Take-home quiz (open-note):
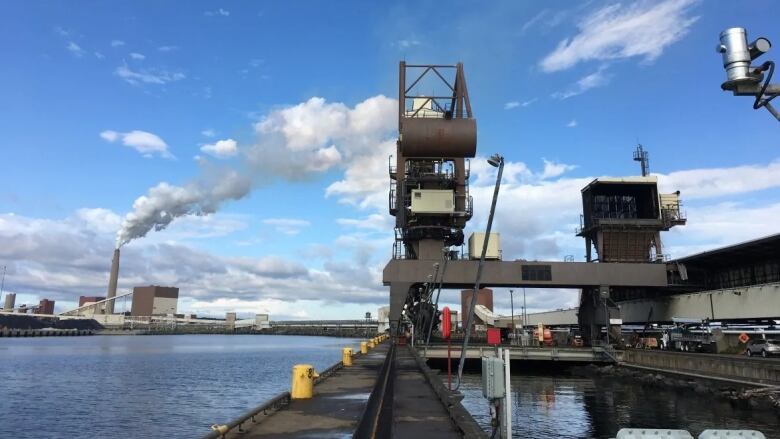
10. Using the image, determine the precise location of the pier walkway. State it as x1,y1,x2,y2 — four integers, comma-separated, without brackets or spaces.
393,346,462,438
228,343,389,438
210,339,485,439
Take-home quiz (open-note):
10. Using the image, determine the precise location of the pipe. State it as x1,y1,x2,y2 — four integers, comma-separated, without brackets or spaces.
106,248,120,314
455,154,504,390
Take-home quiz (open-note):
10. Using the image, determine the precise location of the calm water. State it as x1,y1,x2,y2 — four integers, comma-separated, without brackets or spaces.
458,371,780,438
0,334,362,439
3,336,779,439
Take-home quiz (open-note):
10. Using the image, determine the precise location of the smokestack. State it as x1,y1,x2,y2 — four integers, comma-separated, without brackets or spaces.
106,248,120,314
3,293,16,311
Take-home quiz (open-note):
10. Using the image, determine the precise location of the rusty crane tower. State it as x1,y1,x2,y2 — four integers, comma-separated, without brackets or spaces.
390,62,476,260
383,62,688,346
388,62,477,334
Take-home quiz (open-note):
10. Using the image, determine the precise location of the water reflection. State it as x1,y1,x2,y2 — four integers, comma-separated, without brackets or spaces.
458,370,780,439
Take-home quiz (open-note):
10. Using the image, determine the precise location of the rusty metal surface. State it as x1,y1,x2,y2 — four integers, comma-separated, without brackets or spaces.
383,259,669,288
400,118,477,158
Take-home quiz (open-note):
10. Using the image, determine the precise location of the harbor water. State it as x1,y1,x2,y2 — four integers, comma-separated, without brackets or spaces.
458,369,780,438
0,334,362,439
3,335,779,438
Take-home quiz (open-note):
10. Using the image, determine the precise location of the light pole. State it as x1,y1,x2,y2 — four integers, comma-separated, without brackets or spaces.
455,153,504,391
509,289,515,345
522,288,527,327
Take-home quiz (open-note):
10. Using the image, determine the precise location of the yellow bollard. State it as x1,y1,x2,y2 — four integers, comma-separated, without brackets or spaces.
360,341,368,354
210,424,229,435
291,364,319,399
368,340,375,349
342,347,353,366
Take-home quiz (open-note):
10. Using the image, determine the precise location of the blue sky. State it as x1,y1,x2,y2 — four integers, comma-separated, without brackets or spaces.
1,0,779,319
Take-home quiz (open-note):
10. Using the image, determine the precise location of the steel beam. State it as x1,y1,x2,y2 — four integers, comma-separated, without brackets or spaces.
384,259,668,289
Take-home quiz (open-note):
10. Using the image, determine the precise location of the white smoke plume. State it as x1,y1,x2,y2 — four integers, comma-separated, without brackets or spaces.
115,95,397,247
116,169,251,247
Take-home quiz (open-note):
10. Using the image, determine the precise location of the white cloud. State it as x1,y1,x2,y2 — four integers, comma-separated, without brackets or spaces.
66,41,85,57
521,10,550,34
566,119,577,128
0,210,388,316
667,202,780,256
157,45,179,52
200,139,238,158
336,214,391,232
75,208,122,234
54,26,70,37
94,51,105,60
100,130,173,158
657,160,780,199
540,0,699,72
552,65,611,99
201,129,216,138
111,40,125,47
249,95,396,179
99,130,118,142
540,159,577,179
129,52,145,60
262,218,311,235
115,65,185,85
204,8,230,17
325,140,395,210
395,39,421,48
505,99,537,109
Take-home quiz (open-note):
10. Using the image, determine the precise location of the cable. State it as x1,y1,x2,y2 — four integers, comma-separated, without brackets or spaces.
753,61,776,110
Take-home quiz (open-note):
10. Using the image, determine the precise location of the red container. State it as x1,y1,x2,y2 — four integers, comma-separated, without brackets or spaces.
487,328,501,345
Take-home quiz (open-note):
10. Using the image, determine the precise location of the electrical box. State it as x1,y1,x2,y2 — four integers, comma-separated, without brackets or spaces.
410,189,454,214
481,356,505,399
468,232,501,260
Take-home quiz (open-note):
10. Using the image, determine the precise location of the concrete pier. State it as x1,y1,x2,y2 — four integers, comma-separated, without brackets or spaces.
207,339,485,438
621,349,780,386
221,343,389,438
421,344,616,363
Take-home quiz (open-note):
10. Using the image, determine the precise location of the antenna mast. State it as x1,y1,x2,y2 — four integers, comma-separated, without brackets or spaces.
633,144,649,176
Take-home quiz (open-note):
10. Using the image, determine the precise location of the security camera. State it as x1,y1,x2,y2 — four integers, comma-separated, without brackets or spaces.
717,27,771,85
717,27,779,122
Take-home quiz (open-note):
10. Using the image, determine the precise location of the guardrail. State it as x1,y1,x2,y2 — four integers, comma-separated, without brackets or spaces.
353,344,396,439
201,391,292,439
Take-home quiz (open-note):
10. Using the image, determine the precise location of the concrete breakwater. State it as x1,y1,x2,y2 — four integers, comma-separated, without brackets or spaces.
580,363,780,413
0,328,94,337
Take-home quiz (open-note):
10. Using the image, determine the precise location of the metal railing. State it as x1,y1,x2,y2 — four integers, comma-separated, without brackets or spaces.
353,344,396,439
201,391,291,439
